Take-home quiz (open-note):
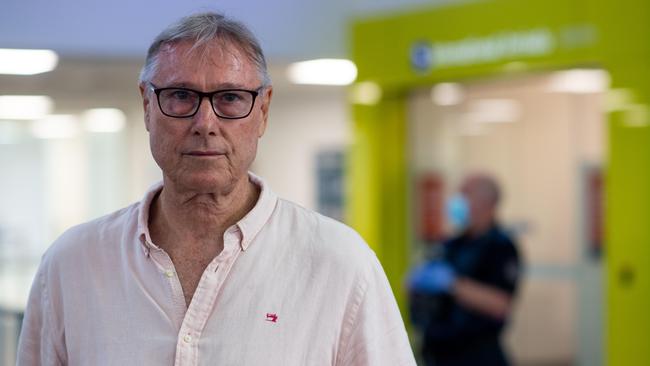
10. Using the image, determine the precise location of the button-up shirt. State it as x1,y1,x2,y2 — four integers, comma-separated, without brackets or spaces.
17,174,415,366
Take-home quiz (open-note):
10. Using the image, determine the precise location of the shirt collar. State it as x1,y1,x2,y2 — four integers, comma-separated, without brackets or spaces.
136,172,278,256
237,172,277,251
136,181,164,257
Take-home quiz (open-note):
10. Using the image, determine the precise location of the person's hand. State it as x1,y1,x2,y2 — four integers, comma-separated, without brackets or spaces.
407,260,456,294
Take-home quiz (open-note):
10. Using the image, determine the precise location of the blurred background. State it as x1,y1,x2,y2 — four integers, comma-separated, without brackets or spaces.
1,0,648,365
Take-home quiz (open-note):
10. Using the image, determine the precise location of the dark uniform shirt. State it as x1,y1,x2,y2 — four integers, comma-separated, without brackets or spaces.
411,224,521,366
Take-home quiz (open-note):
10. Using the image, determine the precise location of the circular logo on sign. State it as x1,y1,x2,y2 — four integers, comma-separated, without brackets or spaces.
411,41,433,73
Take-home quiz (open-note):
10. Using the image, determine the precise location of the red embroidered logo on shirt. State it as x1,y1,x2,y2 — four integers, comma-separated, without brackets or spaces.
265,313,278,323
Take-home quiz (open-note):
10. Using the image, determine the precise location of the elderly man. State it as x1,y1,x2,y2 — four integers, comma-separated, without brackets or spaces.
17,12,415,366
408,174,521,366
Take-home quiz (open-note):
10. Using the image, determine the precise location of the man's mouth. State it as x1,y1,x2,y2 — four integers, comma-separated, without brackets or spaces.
184,150,225,157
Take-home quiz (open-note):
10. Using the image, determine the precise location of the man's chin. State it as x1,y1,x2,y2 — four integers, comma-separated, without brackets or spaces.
171,173,240,194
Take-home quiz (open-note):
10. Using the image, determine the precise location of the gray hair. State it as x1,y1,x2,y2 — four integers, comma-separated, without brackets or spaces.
139,12,271,87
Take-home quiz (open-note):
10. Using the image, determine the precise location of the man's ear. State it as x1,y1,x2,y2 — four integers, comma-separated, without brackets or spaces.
257,86,273,138
139,82,151,132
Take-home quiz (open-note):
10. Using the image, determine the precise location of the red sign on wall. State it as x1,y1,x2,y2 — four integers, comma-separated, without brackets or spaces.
417,173,445,242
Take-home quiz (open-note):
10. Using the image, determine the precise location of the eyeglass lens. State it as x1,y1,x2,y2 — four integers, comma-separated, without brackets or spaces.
158,89,255,118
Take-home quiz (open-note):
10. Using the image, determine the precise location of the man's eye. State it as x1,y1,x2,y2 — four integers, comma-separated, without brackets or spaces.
220,93,242,103
171,90,192,100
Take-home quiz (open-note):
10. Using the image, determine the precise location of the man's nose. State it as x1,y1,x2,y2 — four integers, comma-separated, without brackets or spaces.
191,96,220,136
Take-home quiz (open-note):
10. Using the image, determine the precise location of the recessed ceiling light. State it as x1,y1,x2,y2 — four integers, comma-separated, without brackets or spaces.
431,83,465,106
548,69,609,94
0,95,53,120
83,108,126,133
351,82,382,105
31,115,80,139
287,59,357,86
466,99,522,124
0,49,59,75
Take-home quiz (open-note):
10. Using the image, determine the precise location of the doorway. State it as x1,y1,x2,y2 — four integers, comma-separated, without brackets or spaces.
408,70,608,366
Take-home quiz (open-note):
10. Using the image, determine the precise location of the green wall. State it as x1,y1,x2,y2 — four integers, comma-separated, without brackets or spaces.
348,94,409,312
349,0,650,364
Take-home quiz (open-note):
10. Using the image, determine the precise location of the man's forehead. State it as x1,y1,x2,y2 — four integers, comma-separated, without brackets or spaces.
153,40,257,86
158,41,246,68
460,179,481,197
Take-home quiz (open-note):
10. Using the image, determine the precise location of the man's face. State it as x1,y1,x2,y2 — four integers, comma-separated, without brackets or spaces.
460,178,494,229
139,40,272,193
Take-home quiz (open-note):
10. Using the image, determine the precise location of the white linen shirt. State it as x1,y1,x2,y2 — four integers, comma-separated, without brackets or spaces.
17,174,415,366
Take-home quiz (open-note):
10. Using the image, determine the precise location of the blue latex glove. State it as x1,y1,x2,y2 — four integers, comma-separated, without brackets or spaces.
407,260,456,294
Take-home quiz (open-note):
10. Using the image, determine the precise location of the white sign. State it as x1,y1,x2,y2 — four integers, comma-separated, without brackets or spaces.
411,28,556,71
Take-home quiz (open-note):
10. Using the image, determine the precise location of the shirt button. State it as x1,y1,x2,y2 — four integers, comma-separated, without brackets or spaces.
164,270,175,278
183,335,192,343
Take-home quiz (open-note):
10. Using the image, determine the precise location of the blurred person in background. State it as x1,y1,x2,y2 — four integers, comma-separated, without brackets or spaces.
16,12,415,366
408,174,521,366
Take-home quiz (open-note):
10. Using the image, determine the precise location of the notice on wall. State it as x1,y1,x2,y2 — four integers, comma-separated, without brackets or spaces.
316,150,345,223
417,172,445,243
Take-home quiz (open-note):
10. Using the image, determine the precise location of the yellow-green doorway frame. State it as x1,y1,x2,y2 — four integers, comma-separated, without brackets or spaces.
348,1,650,364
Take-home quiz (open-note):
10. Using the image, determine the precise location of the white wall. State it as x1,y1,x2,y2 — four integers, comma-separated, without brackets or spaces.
0,136,48,312
254,88,351,210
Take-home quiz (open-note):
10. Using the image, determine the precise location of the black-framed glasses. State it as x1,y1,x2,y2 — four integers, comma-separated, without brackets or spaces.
149,83,261,119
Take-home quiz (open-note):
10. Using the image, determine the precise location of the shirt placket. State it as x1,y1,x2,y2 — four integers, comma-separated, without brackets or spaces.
174,227,243,366
146,243,188,326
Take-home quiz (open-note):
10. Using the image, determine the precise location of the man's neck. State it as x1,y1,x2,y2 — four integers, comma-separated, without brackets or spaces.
466,218,495,239
149,175,260,253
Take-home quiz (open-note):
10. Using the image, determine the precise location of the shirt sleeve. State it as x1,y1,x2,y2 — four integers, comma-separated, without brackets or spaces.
16,257,67,366
482,239,521,294
337,254,416,366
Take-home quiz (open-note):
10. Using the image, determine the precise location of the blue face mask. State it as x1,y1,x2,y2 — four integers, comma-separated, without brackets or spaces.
446,194,470,231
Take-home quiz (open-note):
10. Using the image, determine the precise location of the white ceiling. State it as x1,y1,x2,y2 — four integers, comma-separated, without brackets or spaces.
0,0,460,62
